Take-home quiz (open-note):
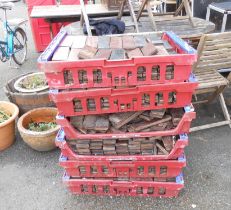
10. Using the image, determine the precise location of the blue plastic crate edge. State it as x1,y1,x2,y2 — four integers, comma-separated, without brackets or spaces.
38,30,67,62
166,31,196,55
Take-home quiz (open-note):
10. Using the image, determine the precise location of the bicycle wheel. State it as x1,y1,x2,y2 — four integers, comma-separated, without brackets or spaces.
12,27,27,65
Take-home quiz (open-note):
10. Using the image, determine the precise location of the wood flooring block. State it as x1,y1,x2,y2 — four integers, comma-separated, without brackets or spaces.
52,46,70,61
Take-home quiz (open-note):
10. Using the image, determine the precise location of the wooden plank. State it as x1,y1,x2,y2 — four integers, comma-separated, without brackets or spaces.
86,36,98,48
190,121,231,132
72,36,87,48
110,49,125,60
133,36,147,48
94,49,112,59
110,36,123,49
122,36,136,50
68,48,81,61
205,32,231,40
98,36,110,49
127,48,143,58
60,35,75,47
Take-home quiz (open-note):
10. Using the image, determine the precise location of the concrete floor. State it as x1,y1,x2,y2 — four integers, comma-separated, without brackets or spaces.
0,2,231,210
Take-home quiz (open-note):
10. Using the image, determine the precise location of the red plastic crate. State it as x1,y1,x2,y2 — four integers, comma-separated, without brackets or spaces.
56,129,189,161
56,105,195,140
59,153,186,178
50,78,197,116
38,31,197,89
63,173,184,197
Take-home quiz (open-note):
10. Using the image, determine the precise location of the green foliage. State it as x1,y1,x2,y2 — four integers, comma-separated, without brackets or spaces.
0,109,11,123
28,122,57,132
20,74,47,90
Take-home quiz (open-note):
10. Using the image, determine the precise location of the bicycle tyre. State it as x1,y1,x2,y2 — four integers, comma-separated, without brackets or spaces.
12,27,27,65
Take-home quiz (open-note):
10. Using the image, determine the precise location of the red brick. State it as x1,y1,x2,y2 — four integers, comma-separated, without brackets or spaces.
78,45,97,59
110,36,122,49
141,42,158,56
86,36,98,48
122,36,136,50
94,49,112,59
127,48,143,59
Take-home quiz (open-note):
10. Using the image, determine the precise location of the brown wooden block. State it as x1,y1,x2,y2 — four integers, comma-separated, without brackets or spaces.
109,111,143,129
156,45,169,55
170,108,184,126
150,109,166,119
162,136,173,151
83,115,97,130
129,115,172,132
78,45,97,59
68,48,81,61
98,36,110,49
103,139,116,145
141,42,158,56
156,142,169,155
133,35,146,47
86,36,98,48
72,36,87,48
110,36,122,49
127,48,143,59
70,116,84,129
94,49,112,59
110,49,125,60
139,112,152,121
122,36,136,50
52,46,70,61
95,117,109,132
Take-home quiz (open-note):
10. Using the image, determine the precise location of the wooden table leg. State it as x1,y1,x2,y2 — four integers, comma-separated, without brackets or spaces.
206,6,211,21
137,0,148,21
146,1,157,31
183,0,195,27
117,0,127,19
127,0,139,32
221,13,228,32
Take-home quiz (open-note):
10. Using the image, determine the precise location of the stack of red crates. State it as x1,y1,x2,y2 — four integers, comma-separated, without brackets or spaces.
38,30,198,197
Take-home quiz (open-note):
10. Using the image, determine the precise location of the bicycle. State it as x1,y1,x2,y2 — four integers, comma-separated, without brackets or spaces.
0,0,27,66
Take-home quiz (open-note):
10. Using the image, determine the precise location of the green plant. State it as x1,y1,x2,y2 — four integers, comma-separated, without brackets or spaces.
20,74,47,90
28,121,57,132
0,109,11,123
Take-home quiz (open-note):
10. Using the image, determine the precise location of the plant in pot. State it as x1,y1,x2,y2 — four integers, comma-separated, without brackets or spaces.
4,72,54,116
0,101,19,151
17,107,60,152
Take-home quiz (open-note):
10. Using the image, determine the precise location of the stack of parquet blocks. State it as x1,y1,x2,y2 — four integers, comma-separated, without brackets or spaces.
38,30,198,197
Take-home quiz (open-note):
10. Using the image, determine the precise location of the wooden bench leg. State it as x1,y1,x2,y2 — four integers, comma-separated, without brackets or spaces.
207,86,226,104
219,93,231,128
221,13,228,32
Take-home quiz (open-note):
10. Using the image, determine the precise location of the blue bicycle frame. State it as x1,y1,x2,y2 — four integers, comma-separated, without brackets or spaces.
0,10,22,60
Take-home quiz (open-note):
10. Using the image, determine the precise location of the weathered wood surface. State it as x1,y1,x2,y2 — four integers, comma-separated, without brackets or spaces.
64,16,215,40
192,32,231,132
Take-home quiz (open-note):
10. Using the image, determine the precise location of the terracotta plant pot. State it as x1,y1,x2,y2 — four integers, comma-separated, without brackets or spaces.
0,101,19,151
17,107,60,152
4,73,55,116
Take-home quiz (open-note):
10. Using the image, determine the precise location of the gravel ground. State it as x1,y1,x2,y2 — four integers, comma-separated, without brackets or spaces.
0,2,231,210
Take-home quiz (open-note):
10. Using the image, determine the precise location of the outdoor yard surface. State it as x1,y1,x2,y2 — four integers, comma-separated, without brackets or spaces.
0,2,231,210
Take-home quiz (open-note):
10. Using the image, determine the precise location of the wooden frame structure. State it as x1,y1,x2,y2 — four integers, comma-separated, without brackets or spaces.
190,32,231,132
137,0,195,31
80,0,140,35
